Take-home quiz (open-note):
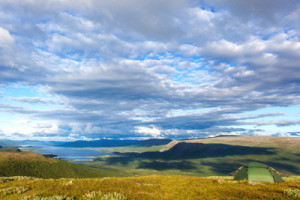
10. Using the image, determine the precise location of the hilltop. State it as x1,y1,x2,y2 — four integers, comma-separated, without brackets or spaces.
0,152,121,178
162,136,300,152
58,138,172,148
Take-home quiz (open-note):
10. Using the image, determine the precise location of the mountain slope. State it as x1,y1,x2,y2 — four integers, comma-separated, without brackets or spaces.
122,142,275,159
0,146,21,152
163,142,274,158
163,136,300,152
0,152,121,178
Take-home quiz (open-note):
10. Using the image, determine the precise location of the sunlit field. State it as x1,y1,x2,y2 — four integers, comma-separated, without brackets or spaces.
1,176,300,200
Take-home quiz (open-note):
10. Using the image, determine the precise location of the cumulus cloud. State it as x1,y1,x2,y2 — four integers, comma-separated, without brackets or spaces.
135,126,162,138
0,27,14,47
0,0,300,140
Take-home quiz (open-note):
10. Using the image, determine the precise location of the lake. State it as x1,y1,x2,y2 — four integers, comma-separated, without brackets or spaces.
20,145,112,163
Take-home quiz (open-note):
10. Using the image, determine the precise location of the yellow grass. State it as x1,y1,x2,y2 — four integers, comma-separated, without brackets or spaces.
0,152,57,162
0,175,300,199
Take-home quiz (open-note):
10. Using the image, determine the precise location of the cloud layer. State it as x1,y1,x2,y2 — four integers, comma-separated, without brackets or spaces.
0,0,300,140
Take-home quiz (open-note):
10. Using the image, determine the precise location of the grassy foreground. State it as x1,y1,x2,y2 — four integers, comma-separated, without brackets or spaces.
0,176,300,200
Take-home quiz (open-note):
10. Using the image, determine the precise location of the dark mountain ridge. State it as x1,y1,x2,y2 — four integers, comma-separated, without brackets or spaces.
58,138,172,148
165,142,274,157
119,142,275,159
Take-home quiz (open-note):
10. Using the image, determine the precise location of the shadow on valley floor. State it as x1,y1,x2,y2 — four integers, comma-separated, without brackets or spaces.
91,143,300,176
117,142,276,160
200,161,242,175
94,156,138,166
137,160,198,171
265,161,300,174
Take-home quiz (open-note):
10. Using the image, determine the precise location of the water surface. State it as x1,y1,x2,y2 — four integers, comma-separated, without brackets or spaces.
21,145,111,163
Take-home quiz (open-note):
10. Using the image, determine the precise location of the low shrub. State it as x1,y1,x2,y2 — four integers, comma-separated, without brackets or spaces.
284,188,300,198
23,195,75,200
0,186,30,195
82,191,103,199
0,176,38,183
81,191,127,200
101,192,127,200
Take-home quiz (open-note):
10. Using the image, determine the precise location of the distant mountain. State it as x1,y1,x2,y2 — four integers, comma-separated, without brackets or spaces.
135,139,172,147
0,152,121,178
58,138,172,148
0,139,60,148
58,139,138,147
163,142,273,157
121,142,275,159
21,140,64,145
0,139,17,146
213,135,241,138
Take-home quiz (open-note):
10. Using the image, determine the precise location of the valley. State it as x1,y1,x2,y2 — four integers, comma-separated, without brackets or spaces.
84,136,300,177
0,136,300,199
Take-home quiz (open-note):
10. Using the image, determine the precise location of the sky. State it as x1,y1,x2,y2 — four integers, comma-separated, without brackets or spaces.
0,0,300,141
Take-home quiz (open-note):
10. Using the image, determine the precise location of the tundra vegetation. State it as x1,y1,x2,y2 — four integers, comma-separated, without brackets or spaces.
0,136,300,199
0,152,121,178
0,176,300,199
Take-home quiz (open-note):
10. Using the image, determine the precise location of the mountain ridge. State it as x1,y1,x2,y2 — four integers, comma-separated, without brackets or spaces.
58,138,172,148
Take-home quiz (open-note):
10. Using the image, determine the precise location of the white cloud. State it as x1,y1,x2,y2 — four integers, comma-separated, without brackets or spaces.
0,27,14,47
0,119,64,138
135,126,162,138
0,0,300,140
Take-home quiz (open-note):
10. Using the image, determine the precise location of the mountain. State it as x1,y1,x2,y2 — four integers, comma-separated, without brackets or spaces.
125,142,275,159
0,152,121,178
0,139,17,146
135,138,172,146
58,138,172,148
58,139,138,147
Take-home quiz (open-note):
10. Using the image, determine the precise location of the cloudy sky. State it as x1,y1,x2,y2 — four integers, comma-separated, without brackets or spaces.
0,0,300,141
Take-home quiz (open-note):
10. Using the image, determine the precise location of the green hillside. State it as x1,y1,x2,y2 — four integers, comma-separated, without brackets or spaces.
86,136,300,177
0,146,21,152
0,152,121,179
